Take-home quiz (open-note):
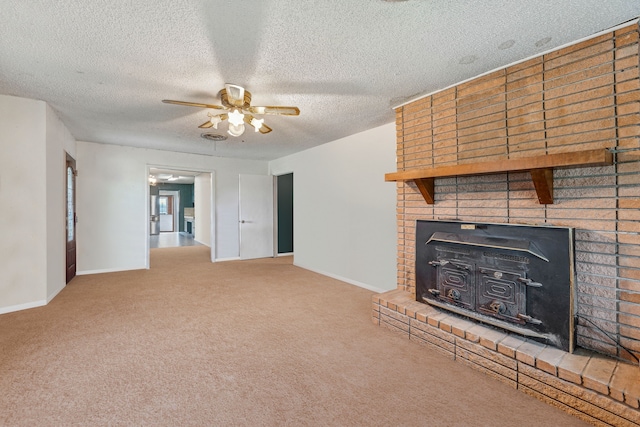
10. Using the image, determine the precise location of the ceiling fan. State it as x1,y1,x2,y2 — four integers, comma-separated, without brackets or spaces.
162,84,300,137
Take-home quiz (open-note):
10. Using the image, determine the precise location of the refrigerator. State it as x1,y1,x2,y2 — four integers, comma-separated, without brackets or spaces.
150,195,160,235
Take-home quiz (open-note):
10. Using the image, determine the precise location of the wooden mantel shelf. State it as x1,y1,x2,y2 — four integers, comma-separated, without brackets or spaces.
385,148,613,204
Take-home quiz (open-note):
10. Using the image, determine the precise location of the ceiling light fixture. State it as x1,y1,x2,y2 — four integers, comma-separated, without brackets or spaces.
498,39,516,50
459,55,478,65
228,109,245,126
228,122,245,137
535,37,552,48
250,117,264,132
227,109,246,136
209,115,222,129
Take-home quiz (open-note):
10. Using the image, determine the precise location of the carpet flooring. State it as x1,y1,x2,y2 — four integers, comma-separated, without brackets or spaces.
0,246,588,426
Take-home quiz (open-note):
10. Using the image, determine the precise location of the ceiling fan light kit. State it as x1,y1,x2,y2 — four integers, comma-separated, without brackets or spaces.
209,115,222,129
162,84,300,138
250,117,264,132
227,122,245,137
227,109,245,126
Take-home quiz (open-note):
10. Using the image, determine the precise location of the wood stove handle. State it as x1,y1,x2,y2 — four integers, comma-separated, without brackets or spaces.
429,260,469,271
449,261,470,270
518,277,542,287
517,313,543,325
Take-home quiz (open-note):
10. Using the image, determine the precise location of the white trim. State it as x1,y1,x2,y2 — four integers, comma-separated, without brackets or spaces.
294,262,387,294
277,252,294,257
77,266,144,275
145,167,151,269
392,18,640,109
193,240,211,247
0,300,47,315
273,174,278,258
215,256,241,262
47,284,66,303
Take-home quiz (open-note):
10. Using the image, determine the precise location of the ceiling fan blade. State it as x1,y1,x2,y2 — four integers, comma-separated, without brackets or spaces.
162,99,226,110
248,106,300,116
198,121,213,129
258,123,272,134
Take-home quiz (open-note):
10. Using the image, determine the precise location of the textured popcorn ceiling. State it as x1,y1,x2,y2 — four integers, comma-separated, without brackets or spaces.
0,1,638,160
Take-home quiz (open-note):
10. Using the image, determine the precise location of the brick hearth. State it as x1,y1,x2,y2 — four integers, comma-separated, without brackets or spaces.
372,290,640,426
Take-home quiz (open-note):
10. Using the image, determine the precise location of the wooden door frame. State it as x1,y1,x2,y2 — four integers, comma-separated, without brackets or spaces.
65,153,77,283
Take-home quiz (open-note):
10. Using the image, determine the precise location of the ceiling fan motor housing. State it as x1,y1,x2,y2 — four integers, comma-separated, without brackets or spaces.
221,84,251,109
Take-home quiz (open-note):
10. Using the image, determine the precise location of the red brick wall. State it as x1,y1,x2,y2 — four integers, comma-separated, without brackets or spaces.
395,24,640,362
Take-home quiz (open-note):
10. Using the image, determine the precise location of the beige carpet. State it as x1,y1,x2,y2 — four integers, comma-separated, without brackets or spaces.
0,246,588,426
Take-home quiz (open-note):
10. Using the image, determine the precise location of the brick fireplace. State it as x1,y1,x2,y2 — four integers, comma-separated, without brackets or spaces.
373,22,640,425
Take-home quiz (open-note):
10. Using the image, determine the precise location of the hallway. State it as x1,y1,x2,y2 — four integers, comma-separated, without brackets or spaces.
149,232,202,249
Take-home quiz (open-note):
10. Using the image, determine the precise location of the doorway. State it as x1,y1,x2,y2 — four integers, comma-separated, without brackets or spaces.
147,167,215,263
65,153,77,283
276,173,293,255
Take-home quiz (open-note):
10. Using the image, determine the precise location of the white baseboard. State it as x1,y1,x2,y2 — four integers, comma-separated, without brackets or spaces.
0,299,47,315
215,256,241,262
277,252,294,257
76,266,144,275
1,282,68,315
47,284,66,303
293,263,388,294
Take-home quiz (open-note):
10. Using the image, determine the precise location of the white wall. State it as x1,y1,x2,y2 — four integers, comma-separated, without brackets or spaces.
0,92,395,313
194,173,212,247
76,142,267,273
0,94,75,314
269,123,397,292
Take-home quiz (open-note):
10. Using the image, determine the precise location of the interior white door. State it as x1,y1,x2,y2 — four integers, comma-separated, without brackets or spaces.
159,190,180,232
239,174,274,260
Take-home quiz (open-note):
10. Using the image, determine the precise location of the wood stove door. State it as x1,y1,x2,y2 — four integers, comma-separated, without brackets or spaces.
476,267,526,324
435,259,475,310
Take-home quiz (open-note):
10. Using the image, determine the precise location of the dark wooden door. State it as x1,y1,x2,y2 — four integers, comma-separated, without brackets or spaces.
66,154,77,283
277,173,293,254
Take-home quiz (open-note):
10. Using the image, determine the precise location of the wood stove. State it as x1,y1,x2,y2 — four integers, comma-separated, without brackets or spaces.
416,221,575,352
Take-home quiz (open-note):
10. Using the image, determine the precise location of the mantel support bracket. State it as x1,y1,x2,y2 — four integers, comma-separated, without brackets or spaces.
530,168,554,204
414,178,435,204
